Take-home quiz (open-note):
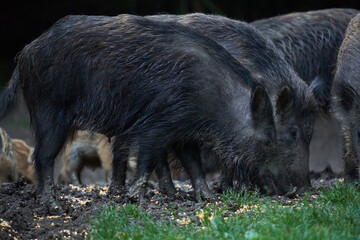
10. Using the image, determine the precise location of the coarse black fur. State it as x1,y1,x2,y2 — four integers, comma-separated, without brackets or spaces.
0,14,292,207
331,13,360,181
148,13,317,188
252,8,359,112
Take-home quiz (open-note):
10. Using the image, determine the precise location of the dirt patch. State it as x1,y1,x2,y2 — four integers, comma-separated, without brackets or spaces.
0,170,343,240
0,177,200,240
0,178,104,239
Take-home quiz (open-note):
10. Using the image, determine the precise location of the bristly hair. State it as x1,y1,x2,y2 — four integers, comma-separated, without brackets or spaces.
148,12,318,121
252,8,359,112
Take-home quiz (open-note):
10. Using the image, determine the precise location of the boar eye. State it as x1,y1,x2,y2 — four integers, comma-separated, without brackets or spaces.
289,127,299,141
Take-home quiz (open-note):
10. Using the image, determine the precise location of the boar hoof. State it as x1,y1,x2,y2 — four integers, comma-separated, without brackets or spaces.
36,193,63,214
36,179,63,214
127,176,148,202
159,181,177,197
193,179,216,201
109,184,125,197
193,188,216,202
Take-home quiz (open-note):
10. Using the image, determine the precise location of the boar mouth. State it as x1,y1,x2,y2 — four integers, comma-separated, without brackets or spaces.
269,179,297,197
259,177,279,196
266,176,297,197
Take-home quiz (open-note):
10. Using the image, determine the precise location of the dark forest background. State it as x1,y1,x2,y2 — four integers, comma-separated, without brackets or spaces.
1,0,359,84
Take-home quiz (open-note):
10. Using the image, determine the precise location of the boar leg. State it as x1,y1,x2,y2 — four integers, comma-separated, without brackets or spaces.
175,143,215,201
343,126,360,182
155,157,177,196
33,111,72,212
128,146,166,202
110,139,129,195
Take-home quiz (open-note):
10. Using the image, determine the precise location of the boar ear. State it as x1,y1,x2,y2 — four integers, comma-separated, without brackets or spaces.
251,86,274,126
276,86,294,118
338,84,357,111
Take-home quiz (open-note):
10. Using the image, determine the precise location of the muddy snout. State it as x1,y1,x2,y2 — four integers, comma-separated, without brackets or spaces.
262,170,297,197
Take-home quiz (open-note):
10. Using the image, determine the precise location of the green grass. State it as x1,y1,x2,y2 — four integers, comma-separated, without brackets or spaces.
88,182,360,240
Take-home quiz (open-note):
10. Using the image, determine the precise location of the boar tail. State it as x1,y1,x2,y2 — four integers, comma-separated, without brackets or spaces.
0,64,20,119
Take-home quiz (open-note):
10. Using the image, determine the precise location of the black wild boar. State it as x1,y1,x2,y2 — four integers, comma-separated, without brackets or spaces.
148,13,317,189
0,14,292,207
252,8,359,112
332,13,360,182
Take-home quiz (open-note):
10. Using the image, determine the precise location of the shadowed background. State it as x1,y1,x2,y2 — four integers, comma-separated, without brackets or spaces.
0,0,359,182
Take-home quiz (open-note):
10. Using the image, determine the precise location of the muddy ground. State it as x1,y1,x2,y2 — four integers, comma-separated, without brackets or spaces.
0,169,343,240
